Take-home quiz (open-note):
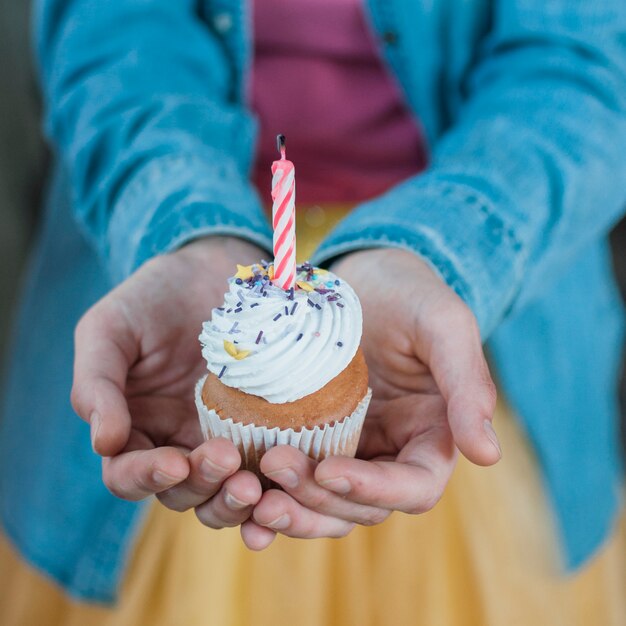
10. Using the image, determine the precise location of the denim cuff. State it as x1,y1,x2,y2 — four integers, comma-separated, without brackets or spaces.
107,150,273,283
312,176,523,338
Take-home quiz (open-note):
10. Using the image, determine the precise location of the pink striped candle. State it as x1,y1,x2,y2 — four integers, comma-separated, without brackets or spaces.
271,134,296,290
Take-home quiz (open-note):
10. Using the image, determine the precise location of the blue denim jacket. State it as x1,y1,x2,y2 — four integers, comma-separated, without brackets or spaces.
1,0,625,603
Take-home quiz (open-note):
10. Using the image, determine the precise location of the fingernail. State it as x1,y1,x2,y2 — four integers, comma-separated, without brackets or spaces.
266,514,291,530
319,477,351,495
265,467,299,489
224,492,249,510
483,420,502,458
152,470,181,488
200,457,228,482
90,411,101,452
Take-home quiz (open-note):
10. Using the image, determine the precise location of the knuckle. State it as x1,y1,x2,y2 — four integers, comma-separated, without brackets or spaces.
307,488,333,511
102,472,126,500
405,484,443,515
331,523,355,539
195,505,224,529
156,490,190,513
359,509,390,527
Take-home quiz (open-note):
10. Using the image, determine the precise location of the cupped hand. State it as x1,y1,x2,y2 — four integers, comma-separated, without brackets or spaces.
242,248,501,549
71,237,270,538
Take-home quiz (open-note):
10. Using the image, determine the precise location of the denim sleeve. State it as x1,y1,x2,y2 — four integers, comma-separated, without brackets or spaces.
34,1,272,283
314,1,626,337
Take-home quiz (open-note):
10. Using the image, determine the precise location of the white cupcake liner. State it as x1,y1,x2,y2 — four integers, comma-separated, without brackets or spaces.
194,375,371,479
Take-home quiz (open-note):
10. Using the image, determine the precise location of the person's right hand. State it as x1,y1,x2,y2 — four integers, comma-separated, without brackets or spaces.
71,237,274,544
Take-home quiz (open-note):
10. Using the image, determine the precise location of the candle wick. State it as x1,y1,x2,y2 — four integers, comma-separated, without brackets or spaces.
276,134,286,160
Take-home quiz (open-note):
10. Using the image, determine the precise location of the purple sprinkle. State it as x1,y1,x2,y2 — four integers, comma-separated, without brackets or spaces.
235,278,243,285
263,292,269,297
256,330,264,344
236,301,242,307
307,299,315,307
315,288,331,294
290,302,298,315
250,302,260,308
218,365,227,379
234,307,243,313
315,303,322,310
337,341,343,347
336,302,344,308
285,305,289,316
288,287,295,301
226,308,232,313
296,333,303,342
273,313,282,321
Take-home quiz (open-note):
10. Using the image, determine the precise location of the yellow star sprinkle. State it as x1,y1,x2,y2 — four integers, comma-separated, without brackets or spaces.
223,340,252,360
234,264,255,280
268,265,275,280
296,281,314,292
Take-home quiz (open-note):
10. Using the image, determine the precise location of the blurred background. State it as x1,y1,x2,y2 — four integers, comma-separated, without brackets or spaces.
0,2,625,419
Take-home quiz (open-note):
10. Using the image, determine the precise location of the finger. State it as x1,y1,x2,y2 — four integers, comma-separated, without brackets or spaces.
102,446,189,501
315,426,456,514
425,304,501,466
252,490,355,539
261,446,390,526
72,303,137,456
240,520,277,551
157,438,242,512
194,471,262,529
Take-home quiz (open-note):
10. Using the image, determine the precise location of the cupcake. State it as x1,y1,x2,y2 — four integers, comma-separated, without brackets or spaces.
195,261,371,480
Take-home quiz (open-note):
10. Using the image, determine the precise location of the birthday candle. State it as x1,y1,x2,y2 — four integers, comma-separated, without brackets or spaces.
271,134,296,290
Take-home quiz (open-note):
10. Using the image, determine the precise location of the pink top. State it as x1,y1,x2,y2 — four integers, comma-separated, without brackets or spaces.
251,0,428,205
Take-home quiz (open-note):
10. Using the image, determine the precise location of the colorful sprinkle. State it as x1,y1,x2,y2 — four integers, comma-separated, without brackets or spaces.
336,302,344,308
218,365,227,378
315,303,322,310
250,302,260,308
307,299,315,307
273,313,282,321
234,264,255,280
290,302,298,315
226,308,232,313
256,330,264,344
325,281,334,288
296,281,314,292
285,305,289,316
223,340,238,357
234,307,243,313
334,279,340,286
235,278,243,285
296,333,303,342
337,341,343,347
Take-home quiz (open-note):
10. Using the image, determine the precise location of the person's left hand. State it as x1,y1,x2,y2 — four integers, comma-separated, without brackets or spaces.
240,248,501,549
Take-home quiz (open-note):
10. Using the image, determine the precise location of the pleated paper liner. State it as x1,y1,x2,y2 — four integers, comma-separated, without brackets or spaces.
195,375,371,485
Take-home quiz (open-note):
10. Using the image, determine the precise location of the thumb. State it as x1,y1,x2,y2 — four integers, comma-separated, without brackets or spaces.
424,305,501,466
71,303,136,456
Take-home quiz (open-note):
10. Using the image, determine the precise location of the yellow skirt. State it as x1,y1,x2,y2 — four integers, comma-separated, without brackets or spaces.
1,206,625,625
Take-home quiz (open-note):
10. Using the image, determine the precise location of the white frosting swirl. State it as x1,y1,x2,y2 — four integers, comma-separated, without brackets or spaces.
199,264,362,404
